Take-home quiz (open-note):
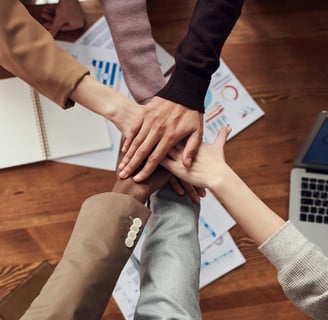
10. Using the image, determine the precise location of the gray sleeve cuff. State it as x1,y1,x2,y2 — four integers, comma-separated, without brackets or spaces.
258,221,309,270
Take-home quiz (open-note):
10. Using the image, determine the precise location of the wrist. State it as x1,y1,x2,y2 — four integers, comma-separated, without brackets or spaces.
112,178,149,204
207,164,237,198
70,75,117,119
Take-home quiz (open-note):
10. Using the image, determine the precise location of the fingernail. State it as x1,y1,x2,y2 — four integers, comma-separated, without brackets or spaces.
119,170,127,179
133,174,141,182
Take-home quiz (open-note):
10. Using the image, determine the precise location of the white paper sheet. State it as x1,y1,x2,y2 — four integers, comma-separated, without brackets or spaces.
199,232,246,288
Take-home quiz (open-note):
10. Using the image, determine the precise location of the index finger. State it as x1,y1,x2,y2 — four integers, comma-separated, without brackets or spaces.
119,130,160,179
132,136,178,182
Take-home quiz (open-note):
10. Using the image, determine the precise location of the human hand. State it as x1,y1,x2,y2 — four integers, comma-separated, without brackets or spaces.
114,150,203,203
108,98,145,149
41,0,85,37
161,127,231,189
112,165,170,204
118,96,203,182
169,176,206,204
70,75,145,150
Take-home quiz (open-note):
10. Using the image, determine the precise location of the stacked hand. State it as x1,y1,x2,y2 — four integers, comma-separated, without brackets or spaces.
41,0,85,37
118,96,203,182
161,126,232,189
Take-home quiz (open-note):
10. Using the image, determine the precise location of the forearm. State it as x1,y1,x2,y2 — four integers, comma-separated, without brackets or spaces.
22,193,151,320
70,75,127,120
0,0,88,108
210,165,285,246
102,0,165,104
157,0,244,112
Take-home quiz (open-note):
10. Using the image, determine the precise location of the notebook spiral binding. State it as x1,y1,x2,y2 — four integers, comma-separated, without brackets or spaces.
30,87,50,159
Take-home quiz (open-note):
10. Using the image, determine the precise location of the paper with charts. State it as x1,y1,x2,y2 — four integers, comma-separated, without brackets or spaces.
203,59,264,143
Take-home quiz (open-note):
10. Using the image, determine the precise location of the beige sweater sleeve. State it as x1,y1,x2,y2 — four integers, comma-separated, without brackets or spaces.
259,221,328,319
0,0,89,108
102,0,166,104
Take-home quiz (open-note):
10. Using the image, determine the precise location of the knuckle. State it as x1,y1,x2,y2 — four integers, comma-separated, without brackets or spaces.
163,133,175,145
167,132,176,142
131,137,143,148
155,124,166,135
148,153,161,163
137,147,150,157
130,127,139,136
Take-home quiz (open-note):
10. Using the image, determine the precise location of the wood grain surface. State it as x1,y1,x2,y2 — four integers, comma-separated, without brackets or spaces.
1,0,328,319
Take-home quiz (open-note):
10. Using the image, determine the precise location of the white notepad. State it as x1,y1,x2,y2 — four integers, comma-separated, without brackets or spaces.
0,77,111,169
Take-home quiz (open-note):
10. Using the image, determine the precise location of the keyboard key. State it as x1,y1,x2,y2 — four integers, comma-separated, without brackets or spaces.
301,198,313,205
316,215,323,223
319,207,325,214
315,199,322,206
301,190,312,197
301,206,309,213
311,206,317,213
300,213,307,221
308,215,315,222
324,216,328,224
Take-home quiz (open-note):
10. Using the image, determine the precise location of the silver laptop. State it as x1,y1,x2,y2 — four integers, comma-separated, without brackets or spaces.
289,111,328,255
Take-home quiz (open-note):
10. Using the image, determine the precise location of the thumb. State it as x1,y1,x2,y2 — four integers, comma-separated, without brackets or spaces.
213,126,231,149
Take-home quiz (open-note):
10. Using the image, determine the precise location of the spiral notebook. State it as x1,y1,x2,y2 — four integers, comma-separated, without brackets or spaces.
0,77,111,169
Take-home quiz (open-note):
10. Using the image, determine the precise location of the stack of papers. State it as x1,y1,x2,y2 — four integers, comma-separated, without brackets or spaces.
54,16,265,319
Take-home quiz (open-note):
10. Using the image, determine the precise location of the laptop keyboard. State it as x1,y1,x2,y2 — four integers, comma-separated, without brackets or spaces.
300,177,328,223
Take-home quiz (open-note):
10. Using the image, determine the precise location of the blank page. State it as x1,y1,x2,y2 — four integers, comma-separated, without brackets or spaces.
0,78,45,169
38,94,111,159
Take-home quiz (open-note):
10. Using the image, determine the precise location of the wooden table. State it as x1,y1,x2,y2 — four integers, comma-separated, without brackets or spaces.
1,0,328,318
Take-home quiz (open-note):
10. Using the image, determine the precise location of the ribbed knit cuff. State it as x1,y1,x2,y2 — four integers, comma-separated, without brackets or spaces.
259,221,309,270
156,69,209,113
